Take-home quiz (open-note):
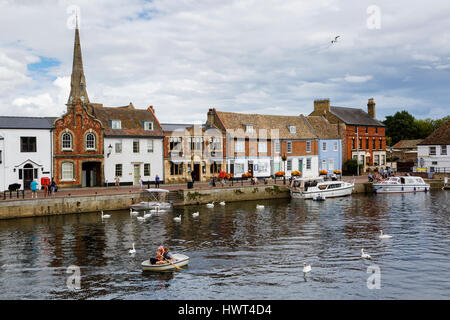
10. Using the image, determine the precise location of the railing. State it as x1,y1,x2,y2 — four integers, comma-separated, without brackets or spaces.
2,190,25,200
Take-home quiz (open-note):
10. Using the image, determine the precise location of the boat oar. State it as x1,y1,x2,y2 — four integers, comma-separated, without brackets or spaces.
167,259,181,270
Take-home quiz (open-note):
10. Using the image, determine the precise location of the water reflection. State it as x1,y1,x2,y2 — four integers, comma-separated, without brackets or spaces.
0,191,449,299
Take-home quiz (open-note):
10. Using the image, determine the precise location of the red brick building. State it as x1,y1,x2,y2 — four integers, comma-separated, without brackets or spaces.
309,98,386,172
53,25,105,187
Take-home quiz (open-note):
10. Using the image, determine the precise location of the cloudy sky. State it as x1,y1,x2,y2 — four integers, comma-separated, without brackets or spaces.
0,0,449,123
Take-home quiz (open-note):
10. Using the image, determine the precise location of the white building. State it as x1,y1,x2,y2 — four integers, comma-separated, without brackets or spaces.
0,117,54,191
416,121,450,174
93,104,165,186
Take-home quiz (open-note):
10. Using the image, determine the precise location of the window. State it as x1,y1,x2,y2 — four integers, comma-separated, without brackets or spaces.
111,120,121,129
115,164,122,177
275,140,280,153
365,127,368,134
328,158,334,171
209,137,221,152
333,141,338,151
306,141,311,153
0,150,2,164
234,163,245,175
144,121,153,131
321,159,327,170
147,140,154,153
235,140,245,153
62,133,72,150
210,162,222,174
379,139,383,150
441,145,447,155
85,133,95,150
306,158,311,170
375,127,378,134
133,140,140,153
287,141,292,153
381,155,385,165
170,162,183,175
289,126,296,134
359,139,362,149
190,137,204,151
246,125,253,133
372,139,376,149
169,137,182,151
144,163,151,176
366,139,369,149
287,159,292,171
429,146,436,155
322,142,327,151
352,139,355,150
258,141,267,153
61,162,74,181
20,137,36,152
354,126,358,133
374,155,380,166
115,140,122,153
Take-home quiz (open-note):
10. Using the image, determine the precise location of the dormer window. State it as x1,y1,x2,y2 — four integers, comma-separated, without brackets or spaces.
111,120,121,129
144,121,153,131
246,125,253,133
288,125,296,134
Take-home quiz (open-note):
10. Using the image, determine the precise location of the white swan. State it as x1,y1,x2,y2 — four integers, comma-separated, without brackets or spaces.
256,205,265,210
192,212,199,218
173,215,181,222
219,201,226,206
143,212,152,219
101,211,111,219
303,263,311,273
129,243,136,254
361,248,371,259
130,208,139,216
379,230,392,239
136,216,146,222
206,202,214,208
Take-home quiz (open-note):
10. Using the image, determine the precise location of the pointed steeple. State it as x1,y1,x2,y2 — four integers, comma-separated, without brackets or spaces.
68,20,89,104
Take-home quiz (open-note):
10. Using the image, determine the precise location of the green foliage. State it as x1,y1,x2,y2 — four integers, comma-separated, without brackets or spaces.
384,111,449,146
344,159,363,175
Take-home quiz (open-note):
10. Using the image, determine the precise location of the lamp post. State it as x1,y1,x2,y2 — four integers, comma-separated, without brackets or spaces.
107,144,113,158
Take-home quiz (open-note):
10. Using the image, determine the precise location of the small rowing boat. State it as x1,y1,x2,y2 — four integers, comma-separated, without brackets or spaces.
141,253,189,272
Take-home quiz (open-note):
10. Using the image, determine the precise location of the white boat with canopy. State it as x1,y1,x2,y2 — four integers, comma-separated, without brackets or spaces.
131,188,172,211
372,176,430,193
141,253,189,271
290,177,354,199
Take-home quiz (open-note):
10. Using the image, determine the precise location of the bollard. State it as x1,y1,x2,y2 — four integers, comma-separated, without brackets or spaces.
22,190,25,199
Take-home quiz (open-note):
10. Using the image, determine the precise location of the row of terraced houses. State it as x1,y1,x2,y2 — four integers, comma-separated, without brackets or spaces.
0,25,396,191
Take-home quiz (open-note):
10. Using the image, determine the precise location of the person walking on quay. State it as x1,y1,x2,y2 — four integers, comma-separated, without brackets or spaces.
50,178,57,196
115,175,120,190
30,179,38,199
155,174,160,188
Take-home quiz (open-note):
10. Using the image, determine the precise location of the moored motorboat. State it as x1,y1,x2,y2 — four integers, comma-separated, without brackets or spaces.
290,177,354,199
141,253,189,271
372,176,430,193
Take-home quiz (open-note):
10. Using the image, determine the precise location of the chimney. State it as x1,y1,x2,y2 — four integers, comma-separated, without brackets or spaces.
367,98,376,118
314,99,330,115
206,108,216,127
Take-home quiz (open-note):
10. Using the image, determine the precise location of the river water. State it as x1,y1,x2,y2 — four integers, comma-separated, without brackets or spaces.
0,191,449,300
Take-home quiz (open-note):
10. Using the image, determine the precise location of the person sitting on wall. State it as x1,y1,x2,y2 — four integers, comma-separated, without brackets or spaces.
368,173,374,182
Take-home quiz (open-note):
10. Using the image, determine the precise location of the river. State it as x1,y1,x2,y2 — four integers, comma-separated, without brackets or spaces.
0,191,449,299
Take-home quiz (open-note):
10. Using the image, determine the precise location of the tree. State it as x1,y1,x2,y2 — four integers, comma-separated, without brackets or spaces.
383,110,417,145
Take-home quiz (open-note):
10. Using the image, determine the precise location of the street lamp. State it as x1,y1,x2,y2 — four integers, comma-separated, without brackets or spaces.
107,144,113,157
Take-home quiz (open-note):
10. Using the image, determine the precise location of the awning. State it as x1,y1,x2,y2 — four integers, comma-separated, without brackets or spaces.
146,188,169,193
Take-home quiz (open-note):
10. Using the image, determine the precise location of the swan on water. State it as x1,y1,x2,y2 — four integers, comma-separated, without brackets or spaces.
379,230,392,239
129,243,136,254
101,211,111,219
256,205,264,210
136,216,146,222
219,201,226,206
174,215,181,222
206,202,214,208
303,263,311,274
192,212,199,218
143,212,152,219
130,208,139,216
361,248,371,259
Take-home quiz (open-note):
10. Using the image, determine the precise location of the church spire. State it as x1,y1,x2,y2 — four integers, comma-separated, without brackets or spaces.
68,20,89,104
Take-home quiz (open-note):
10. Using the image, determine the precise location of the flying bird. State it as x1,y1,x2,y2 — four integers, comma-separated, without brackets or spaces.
331,36,340,44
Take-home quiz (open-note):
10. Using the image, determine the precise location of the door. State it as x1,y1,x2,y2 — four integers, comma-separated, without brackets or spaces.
248,162,253,176
23,164,34,190
193,164,200,181
134,164,140,185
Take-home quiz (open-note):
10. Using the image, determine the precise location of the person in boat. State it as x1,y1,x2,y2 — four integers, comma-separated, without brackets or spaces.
150,246,167,265
163,247,174,262
304,181,310,191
